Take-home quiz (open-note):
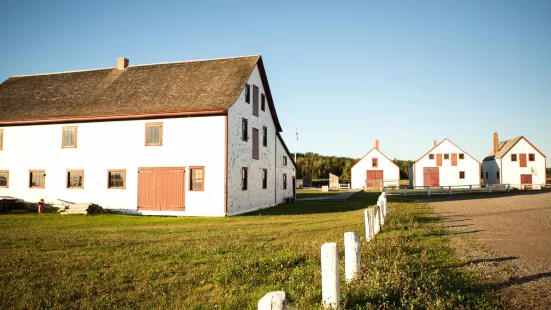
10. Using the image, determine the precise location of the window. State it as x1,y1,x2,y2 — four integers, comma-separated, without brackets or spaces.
0,170,8,188
429,154,434,160
145,122,163,146
0,129,3,150
372,158,378,168
444,154,449,160
485,172,488,179
261,94,266,111
283,173,287,190
529,153,535,161
283,156,288,166
252,128,259,159
190,167,204,191
241,167,248,190
62,126,77,148
253,85,259,116
245,84,251,103
511,154,517,162
262,126,267,147
497,171,500,179
459,153,464,160
262,169,267,189
108,170,126,189
29,170,45,188
459,171,465,179
67,170,84,188
242,118,248,141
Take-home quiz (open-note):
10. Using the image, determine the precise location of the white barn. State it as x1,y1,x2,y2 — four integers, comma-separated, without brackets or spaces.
409,139,480,188
483,133,546,189
0,56,296,216
351,140,400,190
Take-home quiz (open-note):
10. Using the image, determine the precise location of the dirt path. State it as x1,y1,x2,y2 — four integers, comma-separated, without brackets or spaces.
426,192,551,309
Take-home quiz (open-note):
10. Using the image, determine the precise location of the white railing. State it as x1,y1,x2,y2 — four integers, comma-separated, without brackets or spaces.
384,183,547,196
338,183,350,190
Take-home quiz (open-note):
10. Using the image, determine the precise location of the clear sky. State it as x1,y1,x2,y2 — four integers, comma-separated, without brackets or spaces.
1,0,550,163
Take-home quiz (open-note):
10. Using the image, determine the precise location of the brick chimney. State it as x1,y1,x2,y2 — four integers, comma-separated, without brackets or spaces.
434,140,437,147
493,132,499,154
375,140,379,150
117,58,129,70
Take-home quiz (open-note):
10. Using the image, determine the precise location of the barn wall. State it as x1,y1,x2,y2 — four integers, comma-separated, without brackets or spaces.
275,135,296,203
482,159,501,185
501,138,546,187
351,149,400,189
0,116,226,216
414,140,480,188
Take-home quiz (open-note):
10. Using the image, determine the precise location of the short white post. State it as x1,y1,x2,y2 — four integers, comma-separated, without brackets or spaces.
469,185,472,193
489,184,492,193
427,186,431,196
258,291,287,310
507,184,511,192
369,209,375,239
321,243,340,309
448,186,452,195
344,232,361,282
378,200,384,225
404,188,408,196
364,209,371,242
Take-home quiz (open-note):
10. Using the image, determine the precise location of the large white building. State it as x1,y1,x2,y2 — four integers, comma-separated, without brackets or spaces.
351,140,400,190
409,139,480,188
483,133,546,189
0,56,296,216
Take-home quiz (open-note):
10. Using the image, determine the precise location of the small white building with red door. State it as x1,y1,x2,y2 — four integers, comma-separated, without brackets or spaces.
351,140,400,190
483,133,546,189
409,139,480,188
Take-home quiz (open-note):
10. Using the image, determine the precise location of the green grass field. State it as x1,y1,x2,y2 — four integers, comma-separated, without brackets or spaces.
0,192,501,309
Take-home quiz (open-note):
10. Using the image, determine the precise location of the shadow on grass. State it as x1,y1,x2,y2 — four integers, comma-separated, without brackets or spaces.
242,191,380,216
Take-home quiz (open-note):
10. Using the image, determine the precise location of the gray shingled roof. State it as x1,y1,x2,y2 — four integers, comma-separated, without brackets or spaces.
482,136,523,162
0,55,282,130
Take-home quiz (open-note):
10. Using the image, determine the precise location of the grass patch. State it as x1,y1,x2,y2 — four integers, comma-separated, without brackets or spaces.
0,192,501,309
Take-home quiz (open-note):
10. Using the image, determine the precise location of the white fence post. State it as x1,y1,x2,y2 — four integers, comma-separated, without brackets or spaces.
489,185,492,193
369,209,375,239
448,186,452,195
364,209,372,242
321,243,340,309
258,291,288,310
427,186,431,196
344,232,360,282
469,185,472,193
507,184,511,192
378,200,384,226
404,188,408,196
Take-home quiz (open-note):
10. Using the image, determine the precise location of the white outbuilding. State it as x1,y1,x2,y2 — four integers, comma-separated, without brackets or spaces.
409,139,480,188
483,133,546,189
0,55,296,216
351,140,400,190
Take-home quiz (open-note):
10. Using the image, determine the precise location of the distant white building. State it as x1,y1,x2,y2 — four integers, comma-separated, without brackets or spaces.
483,133,546,189
409,139,480,188
0,55,296,216
351,140,400,190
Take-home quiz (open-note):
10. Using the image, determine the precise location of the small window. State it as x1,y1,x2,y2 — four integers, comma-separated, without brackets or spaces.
0,129,3,150
283,156,287,166
145,122,163,146
459,171,465,179
245,84,251,103
241,167,248,190
497,171,500,179
444,154,449,160
252,128,259,160
485,172,488,179
372,158,378,168
283,173,287,190
262,169,267,189
429,154,434,160
261,94,266,111
0,170,8,188
190,167,204,191
262,126,267,147
511,154,517,162
62,126,77,148
253,85,259,116
108,170,126,189
529,153,535,161
459,153,464,160
29,170,45,188
67,170,84,188
242,118,248,141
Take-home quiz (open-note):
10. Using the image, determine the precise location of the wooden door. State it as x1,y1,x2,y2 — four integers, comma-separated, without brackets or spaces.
451,153,457,166
520,174,532,184
138,167,186,211
366,170,384,190
436,154,442,166
423,167,440,187
519,154,527,167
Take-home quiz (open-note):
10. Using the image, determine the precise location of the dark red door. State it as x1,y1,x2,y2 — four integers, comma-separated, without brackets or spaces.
423,167,440,187
451,153,457,166
520,174,532,184
519,154,527,167
366,170,384,190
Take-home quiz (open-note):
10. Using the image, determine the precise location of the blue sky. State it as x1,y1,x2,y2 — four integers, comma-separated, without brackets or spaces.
1,0,550,163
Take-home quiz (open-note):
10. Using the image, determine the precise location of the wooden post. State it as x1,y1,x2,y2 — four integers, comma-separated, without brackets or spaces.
448,186,452,195
427,186,431,196
258,291,288,310
404,188,408,196
489,185,492,193
507,184,511,192
469,185,472,193
321,243,340,309
369,209,375,239
344,232,360,282
378,200,384,225
364,209,371,242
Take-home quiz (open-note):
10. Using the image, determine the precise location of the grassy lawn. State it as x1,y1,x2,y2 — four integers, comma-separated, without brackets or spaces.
0,192,501,309
296,189,348,199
